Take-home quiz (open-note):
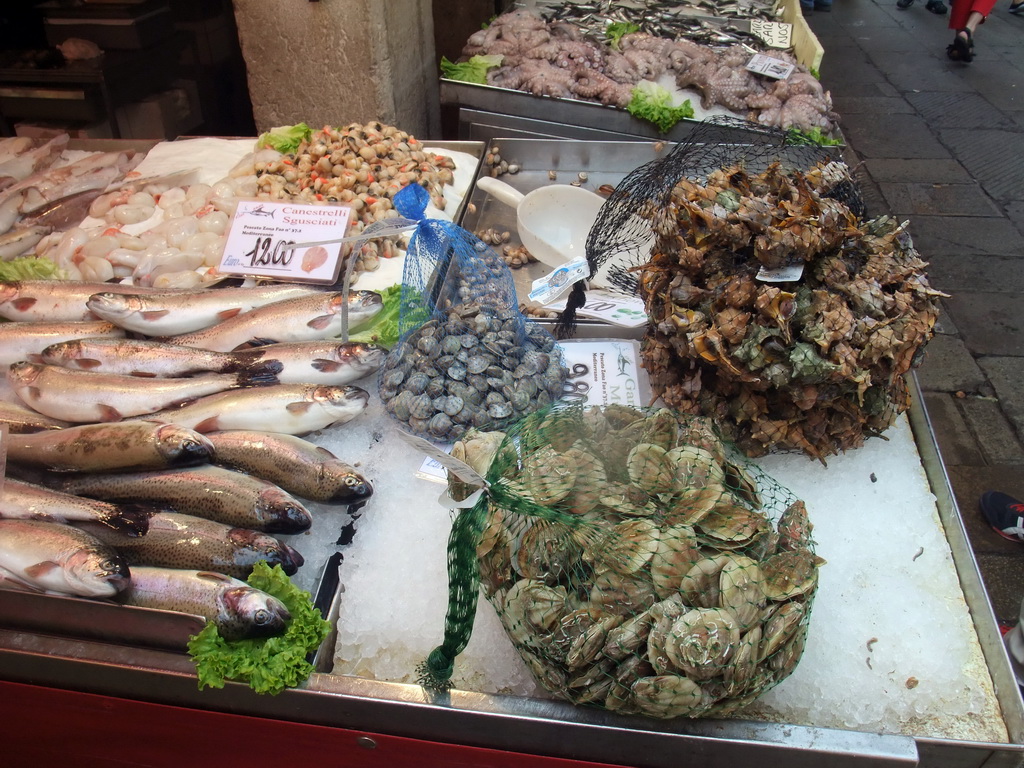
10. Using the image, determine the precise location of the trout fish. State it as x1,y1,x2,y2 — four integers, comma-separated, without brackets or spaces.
232,341,386,386
206,430,373,504
0,280,163,323
54,465,313,533
5,420,214,473
0,478,149,536
84,283,329,336
135,383,369,435
0,400,70,433
7,362,275,422
117,566,290,641
0,519,130,597
39,337,282,379
76,511,303,580
0,320,125,368
161,290,383,352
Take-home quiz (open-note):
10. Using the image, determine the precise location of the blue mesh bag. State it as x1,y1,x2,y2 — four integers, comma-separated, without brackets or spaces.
377,184,567,441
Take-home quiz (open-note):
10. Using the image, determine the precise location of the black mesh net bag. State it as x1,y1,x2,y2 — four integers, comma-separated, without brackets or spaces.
377,184,567,441
419,403,822,719
559,117,943,461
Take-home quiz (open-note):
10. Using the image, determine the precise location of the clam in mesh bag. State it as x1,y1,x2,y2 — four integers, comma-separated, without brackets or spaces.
561,117,942,460
377,185,567,441
422,403,822,719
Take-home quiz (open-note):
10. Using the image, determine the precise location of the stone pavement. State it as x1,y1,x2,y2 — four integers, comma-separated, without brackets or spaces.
804,0,1024,624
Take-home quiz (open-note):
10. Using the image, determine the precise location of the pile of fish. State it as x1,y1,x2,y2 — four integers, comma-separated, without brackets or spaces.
459,9,836,135
0,280,388,640
537,0,778,40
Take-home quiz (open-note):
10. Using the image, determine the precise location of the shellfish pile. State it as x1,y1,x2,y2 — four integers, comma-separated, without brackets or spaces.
451,405,820,718
638,161,944,460
378,302,567,441
253,122,457,275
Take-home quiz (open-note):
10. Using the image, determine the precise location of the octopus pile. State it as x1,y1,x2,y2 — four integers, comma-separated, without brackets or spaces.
637,161,945,461
462,10,838,135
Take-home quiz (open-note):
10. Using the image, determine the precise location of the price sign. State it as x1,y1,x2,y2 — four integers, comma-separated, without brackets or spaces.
750,20,793,50
219,200,353,283
746,53,796,80
543,288,648,328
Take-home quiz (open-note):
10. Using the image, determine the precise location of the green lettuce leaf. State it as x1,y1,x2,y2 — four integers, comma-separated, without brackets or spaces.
255,123,313,154
606,21,640,50
440,54,503,85
785,126,843,146
187,562,330,696
0,256,62,282
348,283,403,349
626,81,694,134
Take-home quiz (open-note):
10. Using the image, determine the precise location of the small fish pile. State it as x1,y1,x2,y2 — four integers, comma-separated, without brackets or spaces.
538,0,778,39
458,9,836,135
0,280,385,639
638,161,945,460
439,404,820,718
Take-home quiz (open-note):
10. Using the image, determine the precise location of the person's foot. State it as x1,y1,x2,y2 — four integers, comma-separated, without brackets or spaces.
897,0,915,9
1011,0,1024,13
947,28,974,62
926,0,948,13
980,491,1024,542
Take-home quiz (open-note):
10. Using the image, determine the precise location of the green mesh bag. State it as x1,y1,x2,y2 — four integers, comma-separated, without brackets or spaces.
421,403,822,719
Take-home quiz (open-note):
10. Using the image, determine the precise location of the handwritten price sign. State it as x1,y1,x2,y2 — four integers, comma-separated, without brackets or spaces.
750,20,793,50
219,201,352,284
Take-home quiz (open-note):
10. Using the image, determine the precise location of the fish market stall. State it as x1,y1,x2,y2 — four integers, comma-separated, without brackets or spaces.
0,135,1022,768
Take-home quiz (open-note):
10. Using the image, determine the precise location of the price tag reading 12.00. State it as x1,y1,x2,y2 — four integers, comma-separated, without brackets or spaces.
219,200,353,284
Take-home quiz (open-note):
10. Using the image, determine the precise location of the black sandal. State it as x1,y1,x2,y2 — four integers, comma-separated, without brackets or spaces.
946,28,974,62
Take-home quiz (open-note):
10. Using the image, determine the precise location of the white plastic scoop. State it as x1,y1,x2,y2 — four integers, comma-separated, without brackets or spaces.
474,175,605,268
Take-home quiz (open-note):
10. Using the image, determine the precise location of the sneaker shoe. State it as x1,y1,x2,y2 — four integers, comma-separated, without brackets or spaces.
926,0,948,12
1011,0,1024,14
980,490,1024,542
897,0,915,8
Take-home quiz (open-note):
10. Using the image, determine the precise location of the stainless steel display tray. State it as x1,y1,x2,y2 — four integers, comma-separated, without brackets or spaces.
0,383,1020,767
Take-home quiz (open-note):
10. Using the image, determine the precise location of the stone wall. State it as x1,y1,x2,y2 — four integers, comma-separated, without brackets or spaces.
231,0,440,138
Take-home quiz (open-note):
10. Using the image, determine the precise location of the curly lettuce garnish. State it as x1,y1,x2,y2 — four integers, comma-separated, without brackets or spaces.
187,562,330,696
440,54,504,85
626,81,695,133
0,255,62,282
255,123,313,154
348,283,402,349
606,21,640,50
785,126,843,146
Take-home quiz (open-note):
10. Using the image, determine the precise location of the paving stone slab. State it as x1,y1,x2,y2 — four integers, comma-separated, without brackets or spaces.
970,552,1024,625
922,392,985,465
903,215,1024,258
978,356,1024,438
960,397,1024,464
867,50,977,93
848,24,928,51
905,91,1018,130
939,128,1024,203
916,333,988,392
863,158,973,184
944,294,1024,357
1005,200,1024,238
831,96,914,115
878,181,1002,217
925,253,1024,293
957,62,1024,112
934,300,960,335
841,112,952,159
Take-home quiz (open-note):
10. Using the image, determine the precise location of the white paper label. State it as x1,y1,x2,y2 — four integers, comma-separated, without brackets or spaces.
219,200,353,283
757,262,805,282
528,256,590,305
746,53,796,80
558,339,644,407
750,20,793,49
397,430,487,487
543,289,648,328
